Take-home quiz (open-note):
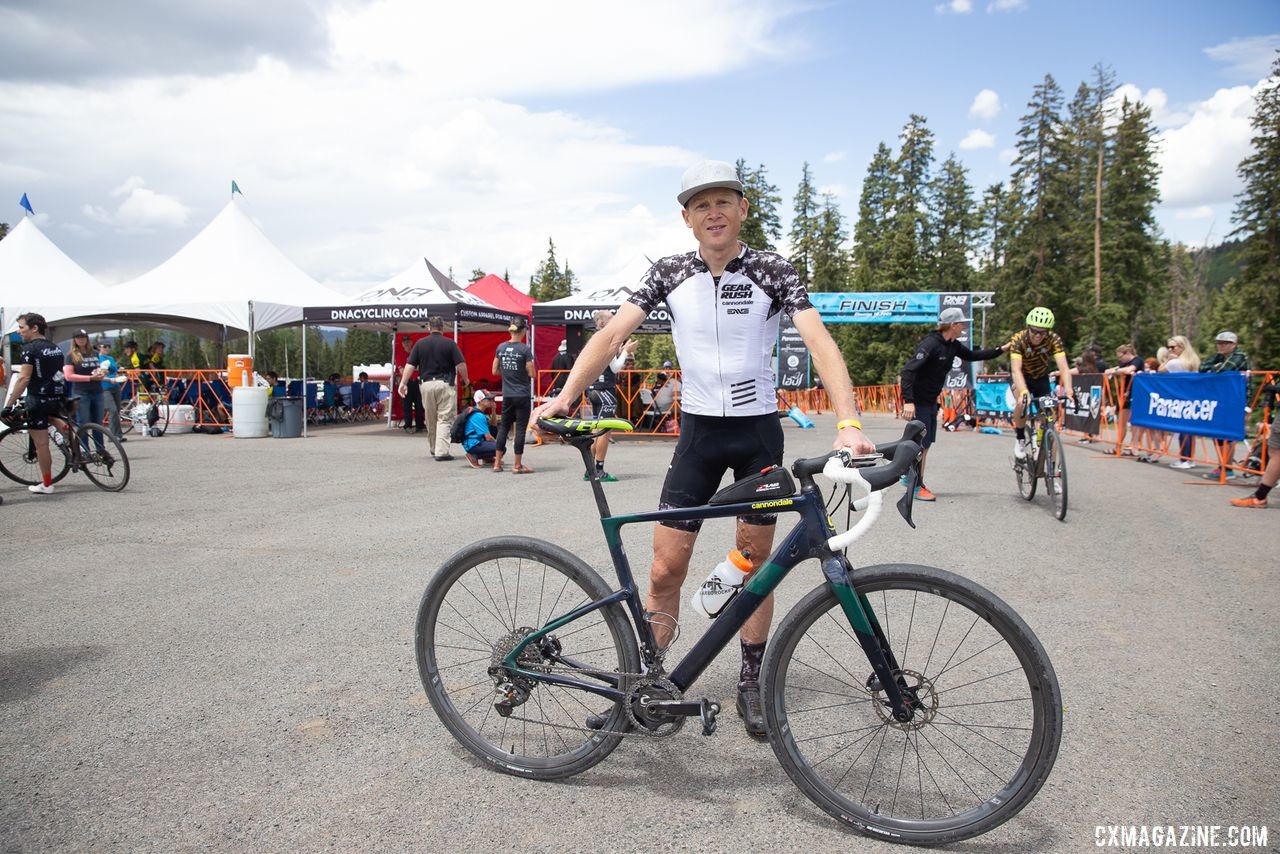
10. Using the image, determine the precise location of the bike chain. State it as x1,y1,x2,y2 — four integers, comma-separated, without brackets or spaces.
493,662,686,738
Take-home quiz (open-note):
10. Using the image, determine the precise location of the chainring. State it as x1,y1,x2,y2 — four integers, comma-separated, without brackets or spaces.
624,675,685,738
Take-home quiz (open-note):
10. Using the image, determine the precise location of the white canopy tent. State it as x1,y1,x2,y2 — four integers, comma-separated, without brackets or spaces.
0,216,115,341
35,197,348,354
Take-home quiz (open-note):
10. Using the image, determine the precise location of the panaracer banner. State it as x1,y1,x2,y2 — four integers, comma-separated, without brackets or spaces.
1130,372,1247,441
1064,373,1103,435
810,292,940,324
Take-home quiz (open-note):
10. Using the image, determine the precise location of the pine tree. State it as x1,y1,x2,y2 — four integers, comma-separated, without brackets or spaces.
1098,97,1162,347
789,163,819,284
887,115,935,290
735,159,783,251
976,182,1013,273
852,143,896,290
1226,54,1280,368
810,194,852,291
928,154,977,291
0,222,9,241
1003,75,1076,339
528,238,574,301
469,268,486,283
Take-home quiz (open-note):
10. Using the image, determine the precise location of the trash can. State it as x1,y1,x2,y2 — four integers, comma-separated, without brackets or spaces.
232,386,270,438
268,396,304,438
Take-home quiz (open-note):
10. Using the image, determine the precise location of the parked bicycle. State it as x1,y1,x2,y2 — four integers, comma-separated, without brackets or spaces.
0,400,131,492
1013,394,1068,521
415,418,1061,845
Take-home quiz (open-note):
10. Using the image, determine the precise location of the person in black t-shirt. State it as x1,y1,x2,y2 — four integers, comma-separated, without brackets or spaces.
548,339,575,399
399,316,469,461
2,313,70,494
397,335,426,433
492,318,536,473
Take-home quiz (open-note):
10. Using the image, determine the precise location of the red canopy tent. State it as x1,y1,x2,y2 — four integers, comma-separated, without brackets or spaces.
466,274,563,380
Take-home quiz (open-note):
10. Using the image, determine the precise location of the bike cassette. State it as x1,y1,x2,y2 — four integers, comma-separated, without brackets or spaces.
488,627,558,716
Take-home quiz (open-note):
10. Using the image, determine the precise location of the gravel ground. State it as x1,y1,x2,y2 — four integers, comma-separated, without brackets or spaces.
1,413,1275,853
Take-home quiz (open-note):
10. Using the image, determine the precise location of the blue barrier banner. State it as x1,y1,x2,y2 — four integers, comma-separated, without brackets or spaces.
975,377,1014,416
1129,372,1246,441
811,292,939,324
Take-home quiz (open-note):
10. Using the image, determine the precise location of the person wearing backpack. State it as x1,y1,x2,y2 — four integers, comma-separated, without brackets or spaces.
460,390,497,468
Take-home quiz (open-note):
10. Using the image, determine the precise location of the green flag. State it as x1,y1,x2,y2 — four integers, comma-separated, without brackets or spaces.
231,180,242,196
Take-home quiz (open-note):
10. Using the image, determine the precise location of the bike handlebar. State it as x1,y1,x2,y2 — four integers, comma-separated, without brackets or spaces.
791,420,925,491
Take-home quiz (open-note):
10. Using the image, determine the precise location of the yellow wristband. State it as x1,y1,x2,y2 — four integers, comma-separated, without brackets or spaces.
836,418,862,430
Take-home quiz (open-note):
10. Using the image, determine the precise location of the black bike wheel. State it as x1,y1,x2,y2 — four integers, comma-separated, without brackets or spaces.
76,424,131,492
416,536,640,781
763,563,1062,846
1014,450,1036,501
0,427,71,486
1042,430,1067,521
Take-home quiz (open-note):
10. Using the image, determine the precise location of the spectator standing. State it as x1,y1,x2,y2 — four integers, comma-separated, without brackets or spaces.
142,341,166,393
398,336,425,433
463,390,498,467
653,362,682,427
98,340,125,441
1200,331,1250,479
1160,335,1200,469
1106,343,1144,457
492,318,536,473
898,308,1007,501
65,330,106,448
584,309,638,482
400,316,469,462
548,339,575,399
120,340,142,371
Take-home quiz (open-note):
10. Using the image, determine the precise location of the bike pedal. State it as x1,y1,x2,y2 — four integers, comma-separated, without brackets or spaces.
700,699,720,736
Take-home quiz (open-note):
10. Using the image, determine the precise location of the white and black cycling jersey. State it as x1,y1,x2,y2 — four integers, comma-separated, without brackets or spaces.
628,244,812,417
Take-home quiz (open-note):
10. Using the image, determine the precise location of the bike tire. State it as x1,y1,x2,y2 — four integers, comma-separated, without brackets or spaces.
1042,429,1067,521
415,536,639,781
0,427,72,486
1014,451,1036,501
76,424,131,492
763,563,1062,846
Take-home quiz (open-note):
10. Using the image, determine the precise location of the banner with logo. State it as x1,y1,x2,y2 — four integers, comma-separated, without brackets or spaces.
1063,373,1103,434
776,316,809,390
1130,372,1246,441
941,292,974,391
810,292,940,324
975,375,1014,419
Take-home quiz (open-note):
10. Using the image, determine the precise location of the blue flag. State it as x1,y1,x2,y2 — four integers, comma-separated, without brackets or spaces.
19,193,34,215
231,181,242,196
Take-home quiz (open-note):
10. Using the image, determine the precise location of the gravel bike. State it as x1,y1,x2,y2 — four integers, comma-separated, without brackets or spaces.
1013,394,1068,521
0,401,131,492
415,418,1061,845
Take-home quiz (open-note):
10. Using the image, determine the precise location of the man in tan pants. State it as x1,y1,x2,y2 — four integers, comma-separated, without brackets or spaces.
399,316,469,461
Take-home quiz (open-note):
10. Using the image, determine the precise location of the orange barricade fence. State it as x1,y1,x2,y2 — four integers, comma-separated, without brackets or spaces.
969,370,1276,482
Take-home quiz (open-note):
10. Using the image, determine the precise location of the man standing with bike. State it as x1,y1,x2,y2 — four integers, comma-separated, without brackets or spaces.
533,160,874,736
1008,307,1073,460
899,307,1008,501
2,313,68,494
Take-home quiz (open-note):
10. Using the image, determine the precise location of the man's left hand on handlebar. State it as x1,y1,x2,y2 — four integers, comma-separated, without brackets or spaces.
836,422,876,455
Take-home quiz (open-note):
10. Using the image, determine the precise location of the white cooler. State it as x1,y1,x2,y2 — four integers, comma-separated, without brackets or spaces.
159,404,196,434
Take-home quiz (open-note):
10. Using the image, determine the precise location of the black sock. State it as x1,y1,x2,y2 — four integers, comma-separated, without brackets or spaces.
1015,427,1026,441
1258,483,1273,500
595,459,604,473
739,640,766,689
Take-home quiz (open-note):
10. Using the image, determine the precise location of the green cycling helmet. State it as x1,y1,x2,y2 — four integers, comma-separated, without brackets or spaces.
1025,306,1055,329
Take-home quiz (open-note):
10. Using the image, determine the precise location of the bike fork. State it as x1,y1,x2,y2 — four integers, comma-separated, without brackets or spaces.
821,556,917,723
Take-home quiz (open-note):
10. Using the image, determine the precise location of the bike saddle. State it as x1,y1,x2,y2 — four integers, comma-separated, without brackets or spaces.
537,417,634,437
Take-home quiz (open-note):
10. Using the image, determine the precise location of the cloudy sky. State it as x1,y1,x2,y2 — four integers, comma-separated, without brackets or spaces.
1,0,1275,293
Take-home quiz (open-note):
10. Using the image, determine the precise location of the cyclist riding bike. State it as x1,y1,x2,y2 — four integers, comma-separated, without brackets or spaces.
2,312,70,495
1008,306,1073,461
532,159,874,737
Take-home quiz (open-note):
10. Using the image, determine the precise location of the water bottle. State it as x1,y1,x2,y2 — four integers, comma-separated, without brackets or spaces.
47,426,66,448
690,549,753,619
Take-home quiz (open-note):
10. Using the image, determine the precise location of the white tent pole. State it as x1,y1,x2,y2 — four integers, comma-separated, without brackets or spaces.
301,321,308,438
247,301,256,360
385,328,393,428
